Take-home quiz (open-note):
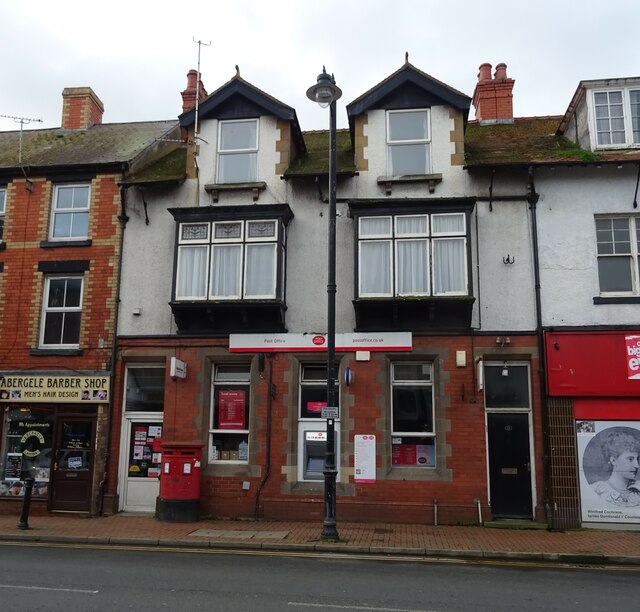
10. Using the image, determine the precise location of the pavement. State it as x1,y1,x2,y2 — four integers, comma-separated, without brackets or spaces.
1,512,640,567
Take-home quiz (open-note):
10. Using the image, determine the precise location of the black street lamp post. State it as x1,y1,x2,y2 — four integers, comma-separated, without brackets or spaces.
307,67,342,541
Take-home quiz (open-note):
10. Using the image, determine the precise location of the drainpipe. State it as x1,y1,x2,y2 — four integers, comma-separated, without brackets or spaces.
254,353,274,519
527,166,553,528
98,180,130,515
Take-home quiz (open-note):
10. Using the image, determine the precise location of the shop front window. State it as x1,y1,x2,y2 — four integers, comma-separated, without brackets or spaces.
391,362,435,468
210,364,250,463
0,407,54,498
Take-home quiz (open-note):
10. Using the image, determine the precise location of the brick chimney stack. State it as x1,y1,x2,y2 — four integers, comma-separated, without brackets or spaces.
181,69,208,113
472,62,515,124
61,87,104,129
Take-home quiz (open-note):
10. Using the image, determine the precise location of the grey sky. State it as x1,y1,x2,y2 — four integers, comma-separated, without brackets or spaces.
1,0,639,133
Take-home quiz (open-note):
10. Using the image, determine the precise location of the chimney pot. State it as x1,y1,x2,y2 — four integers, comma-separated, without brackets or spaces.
472,61,515,124
181,69,208,114
478,63,492,82
494,63,508,80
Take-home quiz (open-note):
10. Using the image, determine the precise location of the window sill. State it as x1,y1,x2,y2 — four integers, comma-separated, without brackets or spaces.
593,296,640,304
204,181,267,203
30,348,83,356
40,239,92,248
377,174,443,196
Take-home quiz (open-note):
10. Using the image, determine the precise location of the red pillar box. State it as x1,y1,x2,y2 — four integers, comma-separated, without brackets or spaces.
157,442,204,523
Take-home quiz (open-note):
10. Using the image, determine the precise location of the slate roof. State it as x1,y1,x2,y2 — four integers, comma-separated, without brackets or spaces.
465,116,640,168
0,121,178,172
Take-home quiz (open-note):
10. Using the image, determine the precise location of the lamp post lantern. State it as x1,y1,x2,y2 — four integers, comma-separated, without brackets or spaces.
307,67,342,541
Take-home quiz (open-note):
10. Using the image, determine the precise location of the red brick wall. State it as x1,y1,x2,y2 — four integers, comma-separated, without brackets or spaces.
111,334,544,525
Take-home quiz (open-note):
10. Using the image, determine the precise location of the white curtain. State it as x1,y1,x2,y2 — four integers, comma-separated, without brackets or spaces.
177,245,208,298
433,238,465,294
360,241,391,295
245,244,276,297
432,214,464,234
397,240,428,295
360,217,391,237
211,244,241,298
396,215,428,235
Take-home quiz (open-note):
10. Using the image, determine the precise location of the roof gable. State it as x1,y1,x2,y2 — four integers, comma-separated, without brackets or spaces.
178,74,305,154
179,75,296,125
347,63,471,122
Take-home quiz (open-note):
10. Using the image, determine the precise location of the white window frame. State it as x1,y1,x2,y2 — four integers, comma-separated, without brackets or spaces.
217,118,259,183
175,219,280,301
209,364,251,464
390,362,435,469
386,109,431,175
50,184,91,240
595,215,640,296
0,186,5,241
39,275,84,348
358,212,467,298
591,87,640,149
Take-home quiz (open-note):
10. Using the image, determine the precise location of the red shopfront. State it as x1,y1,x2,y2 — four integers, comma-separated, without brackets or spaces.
546,331,640,528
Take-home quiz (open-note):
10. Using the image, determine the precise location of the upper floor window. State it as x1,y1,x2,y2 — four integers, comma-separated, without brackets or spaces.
593,88,640,148
50,184,90,240
358,212,467,298
0,187,5,240
40,275,83,347
595,216,640,295
176,219,280,300
391,362,435,468
387,110,430,175
210,364,250,463
217,119,258,183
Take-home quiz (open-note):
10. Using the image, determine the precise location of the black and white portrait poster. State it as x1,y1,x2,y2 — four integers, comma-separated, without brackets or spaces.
577,421,640,524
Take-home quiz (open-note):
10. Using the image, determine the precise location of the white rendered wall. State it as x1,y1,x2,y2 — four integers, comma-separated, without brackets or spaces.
355,107,469,199
535,165,640,327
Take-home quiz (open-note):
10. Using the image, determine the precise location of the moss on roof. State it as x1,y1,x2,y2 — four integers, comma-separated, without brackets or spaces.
284,129,356,177
0,121,178,169
464,117,604,167
125,147,187,185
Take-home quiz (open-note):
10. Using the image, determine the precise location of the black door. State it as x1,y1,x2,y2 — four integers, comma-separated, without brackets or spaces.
487,412,532,518
49,418,95,512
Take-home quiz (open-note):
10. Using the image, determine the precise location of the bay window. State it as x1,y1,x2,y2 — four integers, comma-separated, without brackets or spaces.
358,212,467,297
176,219,279,300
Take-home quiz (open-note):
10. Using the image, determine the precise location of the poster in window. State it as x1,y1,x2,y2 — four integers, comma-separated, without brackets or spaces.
577,420,640,524
218,390,246,429
5,454,22,479
307,401,326,414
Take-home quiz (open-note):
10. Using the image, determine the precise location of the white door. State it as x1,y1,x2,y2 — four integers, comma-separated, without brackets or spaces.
119,417,163,512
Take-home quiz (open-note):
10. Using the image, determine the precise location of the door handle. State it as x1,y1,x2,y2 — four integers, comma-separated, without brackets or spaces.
54,462,58,470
